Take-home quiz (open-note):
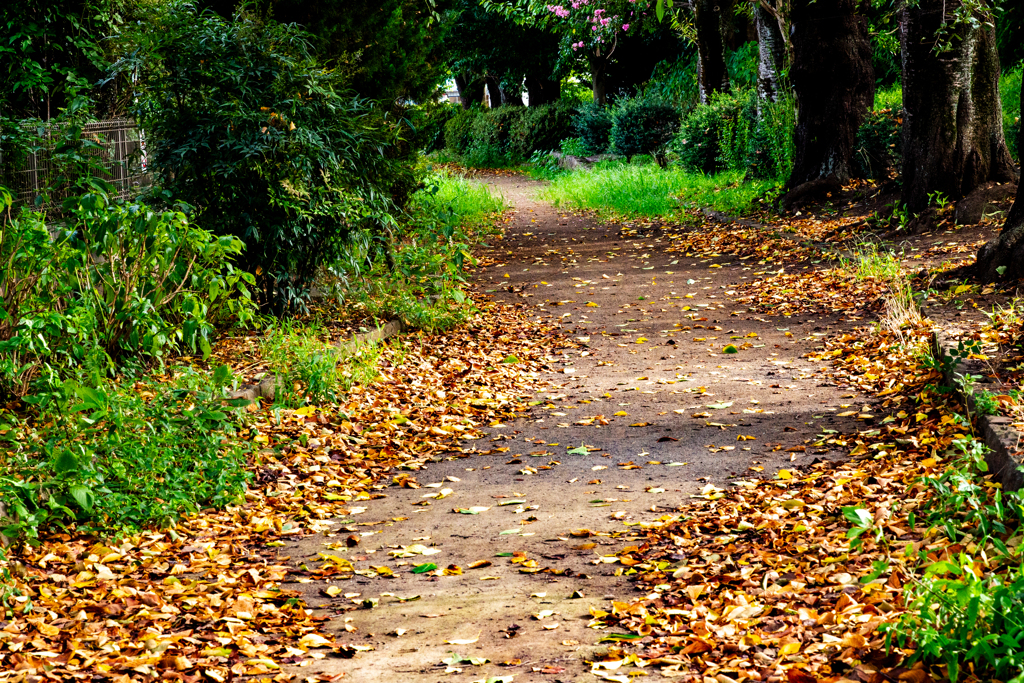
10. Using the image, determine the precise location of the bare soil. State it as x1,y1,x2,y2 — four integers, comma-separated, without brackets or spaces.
282,173,895,682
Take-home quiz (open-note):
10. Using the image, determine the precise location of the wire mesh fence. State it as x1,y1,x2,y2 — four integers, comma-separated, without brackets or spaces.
3,118,151,210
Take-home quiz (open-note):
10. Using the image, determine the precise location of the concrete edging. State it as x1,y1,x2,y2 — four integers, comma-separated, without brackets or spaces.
932,329,1024,491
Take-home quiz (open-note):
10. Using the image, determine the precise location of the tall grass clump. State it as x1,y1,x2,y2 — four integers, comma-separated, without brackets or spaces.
542,163,780,217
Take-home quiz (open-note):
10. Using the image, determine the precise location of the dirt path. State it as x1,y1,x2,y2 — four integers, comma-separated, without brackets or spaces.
285,174,875,682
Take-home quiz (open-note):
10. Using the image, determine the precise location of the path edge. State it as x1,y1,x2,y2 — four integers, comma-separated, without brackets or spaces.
932,329,1024,491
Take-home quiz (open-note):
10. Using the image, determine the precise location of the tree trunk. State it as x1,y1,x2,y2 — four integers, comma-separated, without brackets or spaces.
900,0,1018,215
592,59,608,105
454,73,484,110
500,86,525,107
694,0,730,104
971,83,1023,282
484,76,501,108
525,74,560,107
786,0,874,193
753,0,786,112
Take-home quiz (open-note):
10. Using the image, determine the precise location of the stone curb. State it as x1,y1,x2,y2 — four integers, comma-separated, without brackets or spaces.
228,318,406,403
932,329,1024,491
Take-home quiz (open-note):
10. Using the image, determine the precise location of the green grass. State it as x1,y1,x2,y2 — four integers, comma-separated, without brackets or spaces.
874,83,903,111
409,170,507,230
323,171,506,332
540,161,781,217
1001,64,1021,160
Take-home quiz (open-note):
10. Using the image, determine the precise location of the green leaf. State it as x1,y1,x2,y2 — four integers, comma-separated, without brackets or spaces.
53,450,79,474
213,363,232,386
69,485,95,511
656,0,665,21
412,563,437,574
497,499,526,506
567,445,589,455
502,354,521,363
599,633,643,642
842,506,872,528
706,401,733,409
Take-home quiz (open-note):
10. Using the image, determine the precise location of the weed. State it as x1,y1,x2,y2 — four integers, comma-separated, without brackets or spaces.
883,437,1024,681
0,365,252,542
261,321,347,407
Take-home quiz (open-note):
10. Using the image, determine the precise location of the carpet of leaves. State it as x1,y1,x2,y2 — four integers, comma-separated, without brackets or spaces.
592,324,978,683
736,270,888,318
0,298,552,682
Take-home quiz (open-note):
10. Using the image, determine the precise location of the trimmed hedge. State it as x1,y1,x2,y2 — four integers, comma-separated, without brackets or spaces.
444,103,576,167
674,88,794,180
611,96,681,166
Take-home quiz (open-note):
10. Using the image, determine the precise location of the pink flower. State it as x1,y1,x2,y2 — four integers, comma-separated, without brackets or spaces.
622,23,630,30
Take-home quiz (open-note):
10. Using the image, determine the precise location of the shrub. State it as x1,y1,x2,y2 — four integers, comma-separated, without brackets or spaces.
125,2,409,311
508,103,576,159
675,92,745,174
0,365,251,542
408,100,458,153
0,187,255,399
574,103,614,155
855,107,903,179
464,106,525,166
675,89,793,180
611,96,681,167
444,107,480,154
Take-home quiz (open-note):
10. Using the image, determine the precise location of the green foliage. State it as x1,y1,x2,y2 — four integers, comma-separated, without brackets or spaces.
0,0,130,119
124,3,410,311
542,162,780,217
508,103,576,159
610,96,681,167
560,137,587,157
874,83,903,111
0,187,254,399
574,103,614,155
884,438,1024,681
444,107,481,155
260,321,379,407
465,106,524,167
326,171,505,332
0,366,252,542
1001,65,1022,161
645,53,700,113
445,104,576,168
855,106,902,179
408,101,459,153
675,89,794,180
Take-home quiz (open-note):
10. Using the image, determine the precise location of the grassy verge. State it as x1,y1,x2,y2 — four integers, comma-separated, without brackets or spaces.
540,160,781,218
323,170,507,332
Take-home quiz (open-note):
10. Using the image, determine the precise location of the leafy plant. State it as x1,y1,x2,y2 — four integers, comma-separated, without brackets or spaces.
122,2,410,312
0,365,252,542
610,95,680,167
573,102,614,155
560,137,587,157
0,186,255,399
855,107,902,179
883,437,1024,681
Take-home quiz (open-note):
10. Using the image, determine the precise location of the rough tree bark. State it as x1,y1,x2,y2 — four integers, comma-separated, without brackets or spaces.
453,74,484,110
901,0,1017,215
694,0,731,103
753,0,786,113
784,0,873,205
971,83,1024,281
